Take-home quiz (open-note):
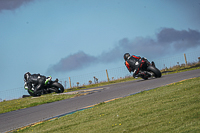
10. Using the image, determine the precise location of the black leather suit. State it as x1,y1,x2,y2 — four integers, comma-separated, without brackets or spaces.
26,74,46,95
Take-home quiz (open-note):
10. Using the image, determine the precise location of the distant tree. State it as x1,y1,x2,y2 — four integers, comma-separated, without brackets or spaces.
76,82,79,87
93,76,98,84
89,80,92,84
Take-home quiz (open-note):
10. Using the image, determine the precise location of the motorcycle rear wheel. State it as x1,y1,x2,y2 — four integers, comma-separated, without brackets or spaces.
51,82,64,93
147,65,162,78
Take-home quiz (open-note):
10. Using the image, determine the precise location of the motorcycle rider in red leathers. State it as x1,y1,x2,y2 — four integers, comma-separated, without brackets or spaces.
124,53,147,78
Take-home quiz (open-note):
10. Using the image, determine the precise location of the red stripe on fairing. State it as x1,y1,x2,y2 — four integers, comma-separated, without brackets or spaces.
132,55,140,59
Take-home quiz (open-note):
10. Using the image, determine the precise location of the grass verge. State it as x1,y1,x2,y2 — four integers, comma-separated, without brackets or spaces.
14,77,200,133
0,63,200,114
0,94,76,114
67,62,200,92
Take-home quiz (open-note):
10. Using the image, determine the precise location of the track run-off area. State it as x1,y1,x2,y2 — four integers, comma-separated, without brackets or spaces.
0,69,200,132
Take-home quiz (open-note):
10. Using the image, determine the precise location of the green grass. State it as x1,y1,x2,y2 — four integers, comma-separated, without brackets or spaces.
161,62,200,74
68,62,200,92
0,93,76,114
0,63,200,114
14,77,200,133
0,77,139,114
66,76,138,92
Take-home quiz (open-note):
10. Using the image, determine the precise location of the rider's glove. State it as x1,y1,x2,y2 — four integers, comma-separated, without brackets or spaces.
45,76,52,85
47,76,52,80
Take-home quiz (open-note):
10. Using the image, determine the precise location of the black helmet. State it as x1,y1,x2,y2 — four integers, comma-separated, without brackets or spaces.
24,72,31,81
124,53,130,61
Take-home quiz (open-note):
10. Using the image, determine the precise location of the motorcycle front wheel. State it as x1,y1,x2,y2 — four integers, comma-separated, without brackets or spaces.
147,65,162,78
50,82,64,93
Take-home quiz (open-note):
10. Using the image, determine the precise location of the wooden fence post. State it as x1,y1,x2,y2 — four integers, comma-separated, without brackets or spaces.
184,53,187,66
64,81,67,89
69,77,71,88
106,69,110,82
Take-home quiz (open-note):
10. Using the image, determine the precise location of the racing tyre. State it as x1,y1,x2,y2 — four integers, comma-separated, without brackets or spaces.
51,82,64,93
147,65,162,78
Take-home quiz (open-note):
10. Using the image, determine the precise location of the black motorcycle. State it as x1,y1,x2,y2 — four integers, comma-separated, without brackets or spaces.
24,77,64,96
137,58,162,80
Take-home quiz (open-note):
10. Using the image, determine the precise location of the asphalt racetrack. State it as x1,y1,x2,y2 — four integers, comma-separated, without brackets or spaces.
1,69,200,132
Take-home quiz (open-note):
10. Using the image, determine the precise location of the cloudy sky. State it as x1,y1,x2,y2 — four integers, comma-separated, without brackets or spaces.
0,0,200,94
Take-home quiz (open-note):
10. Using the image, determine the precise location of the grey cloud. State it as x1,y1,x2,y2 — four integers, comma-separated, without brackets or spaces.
47,28,200,73
157,28,200,51
0,0,35,11
48,51,97,73
158,28,200,43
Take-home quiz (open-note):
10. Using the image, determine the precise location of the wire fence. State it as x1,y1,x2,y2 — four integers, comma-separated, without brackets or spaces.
0,87,27,102
0,51,200,101
153,52,199,70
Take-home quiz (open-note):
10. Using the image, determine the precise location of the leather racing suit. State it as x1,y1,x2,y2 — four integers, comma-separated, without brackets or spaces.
125,55,145,78
24,74,47,95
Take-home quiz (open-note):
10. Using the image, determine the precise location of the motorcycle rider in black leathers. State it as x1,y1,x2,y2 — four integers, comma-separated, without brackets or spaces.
24,72,51,96
124,53,147,78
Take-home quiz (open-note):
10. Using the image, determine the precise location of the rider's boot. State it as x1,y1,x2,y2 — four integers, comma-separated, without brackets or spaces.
133,72,144,78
